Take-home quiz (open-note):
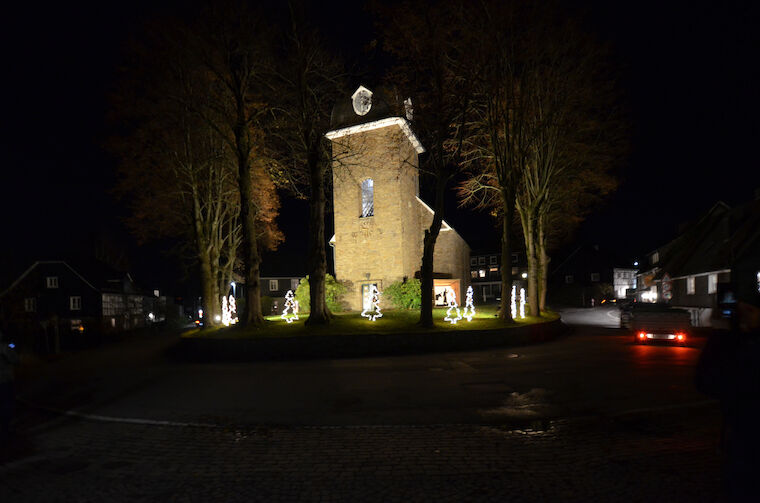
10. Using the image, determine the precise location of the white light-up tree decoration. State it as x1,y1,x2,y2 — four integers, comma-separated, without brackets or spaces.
444,287,463,324
228,295,238,325
221,296,230,326
519,288,526,318
281,290,299,323
361,285,383,321
462,286,475,322
511,286,517,319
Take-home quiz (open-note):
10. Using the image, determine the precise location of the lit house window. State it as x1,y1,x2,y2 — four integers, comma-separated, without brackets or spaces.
708,274,718,294
291,278,300,290
479,269,486,278
46,276,59,288
470,270,478,279
24,298,36,312
70,296,82,311
590,273,600,282
651,252,659,264
565,275,574,284
269,279,278,291
686,276,695,295
360,179,374,217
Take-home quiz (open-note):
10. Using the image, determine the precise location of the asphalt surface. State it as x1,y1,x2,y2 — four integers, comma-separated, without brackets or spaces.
1,307,724,502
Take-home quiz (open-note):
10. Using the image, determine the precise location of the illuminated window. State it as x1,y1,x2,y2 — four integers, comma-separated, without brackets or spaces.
291,278,299,290
512,267,518,275
360,179,374,217
651,252,659,264
565,275,574,284
590,273,600,282
46,276,58,288
489,256,497,265
70,296,82,311
708,274,718,294
24,298,36,312
686,276,695,295
269,279,278,291
489,267,498,273
470,270,478,279
479,269,486,278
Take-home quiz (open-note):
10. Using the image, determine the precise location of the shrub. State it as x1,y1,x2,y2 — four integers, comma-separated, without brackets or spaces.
294,274,348,313
384,279,421,309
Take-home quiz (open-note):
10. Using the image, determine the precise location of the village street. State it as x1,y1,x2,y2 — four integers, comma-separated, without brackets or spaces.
1,307,722,501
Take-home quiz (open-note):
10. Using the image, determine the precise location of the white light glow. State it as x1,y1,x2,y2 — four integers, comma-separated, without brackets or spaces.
221,297,230,326
511,286,517,319
521,272,527,279
444,287,463,324
282,290,299,323
462,286,475,322
148,312,155,321
519,288,526,318
361,284,383,321
228,295,238,325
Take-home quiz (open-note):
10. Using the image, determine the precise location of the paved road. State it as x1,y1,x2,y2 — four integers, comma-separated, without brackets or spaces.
1,307,723,501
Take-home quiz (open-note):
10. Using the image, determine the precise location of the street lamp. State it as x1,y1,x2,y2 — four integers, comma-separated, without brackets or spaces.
230,281,236,297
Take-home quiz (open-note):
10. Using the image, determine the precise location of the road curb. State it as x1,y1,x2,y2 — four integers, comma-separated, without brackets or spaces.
173,319,568,362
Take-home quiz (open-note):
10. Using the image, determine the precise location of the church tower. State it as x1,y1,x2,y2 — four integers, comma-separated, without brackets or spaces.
327,86,470,311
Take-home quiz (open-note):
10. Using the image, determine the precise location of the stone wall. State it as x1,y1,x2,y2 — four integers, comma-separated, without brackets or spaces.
330,122,470,311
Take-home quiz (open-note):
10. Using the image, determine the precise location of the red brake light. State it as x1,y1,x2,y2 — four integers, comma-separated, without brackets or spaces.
676,333,685,341
638,332,646,339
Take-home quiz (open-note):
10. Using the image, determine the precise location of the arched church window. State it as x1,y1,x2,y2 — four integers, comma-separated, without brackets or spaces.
361,179,374,217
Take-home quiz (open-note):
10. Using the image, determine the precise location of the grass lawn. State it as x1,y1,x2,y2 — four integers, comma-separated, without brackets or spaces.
182,305,559,339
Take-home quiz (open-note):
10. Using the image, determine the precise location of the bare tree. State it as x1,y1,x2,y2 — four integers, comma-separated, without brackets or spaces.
263,3,346,325
377,0,474,327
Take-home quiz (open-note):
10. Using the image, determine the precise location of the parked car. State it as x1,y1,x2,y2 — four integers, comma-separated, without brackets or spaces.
624,303,692,345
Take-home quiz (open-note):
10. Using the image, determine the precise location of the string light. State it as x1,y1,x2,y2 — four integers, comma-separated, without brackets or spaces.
444,287,463,324
228,295,238,325
361,285,383,321
462,286,475,322
221,296,230,326
511,286,517,319
519,288,526,319
282,290,299,323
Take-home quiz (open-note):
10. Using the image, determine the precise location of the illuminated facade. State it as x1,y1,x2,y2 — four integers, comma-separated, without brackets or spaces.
327,86,470,311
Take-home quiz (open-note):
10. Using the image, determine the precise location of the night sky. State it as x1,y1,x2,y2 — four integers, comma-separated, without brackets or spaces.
2,0,758,296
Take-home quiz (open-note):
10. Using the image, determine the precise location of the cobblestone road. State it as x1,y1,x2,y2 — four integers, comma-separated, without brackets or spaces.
1,405,722,502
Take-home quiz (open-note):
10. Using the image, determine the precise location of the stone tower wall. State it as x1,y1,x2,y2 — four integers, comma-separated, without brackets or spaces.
331,125,420,310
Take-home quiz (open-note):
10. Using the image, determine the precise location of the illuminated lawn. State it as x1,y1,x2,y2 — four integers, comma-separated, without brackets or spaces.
182,305,559,339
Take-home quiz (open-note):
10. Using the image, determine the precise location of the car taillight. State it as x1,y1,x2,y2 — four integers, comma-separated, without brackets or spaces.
676,333,685,341
638,332,646,339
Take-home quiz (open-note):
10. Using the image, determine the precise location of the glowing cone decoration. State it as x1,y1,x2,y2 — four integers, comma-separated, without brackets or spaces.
281,290,299,323
444,287,463,324
462,286,475,322
361,284,383,321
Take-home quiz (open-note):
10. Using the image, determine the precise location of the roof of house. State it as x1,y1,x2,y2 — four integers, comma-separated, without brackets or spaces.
655,198,760,278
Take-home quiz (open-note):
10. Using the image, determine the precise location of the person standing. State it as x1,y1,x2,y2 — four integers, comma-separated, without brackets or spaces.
696,284,760,501
0,329,20,445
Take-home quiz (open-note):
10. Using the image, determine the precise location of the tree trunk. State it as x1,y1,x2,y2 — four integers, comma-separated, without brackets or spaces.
538,212,548,312
306,147,331,325
520,203,540,318
498,188,514,321
236,138,264,327
419,175,446,328
193,191,219,326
